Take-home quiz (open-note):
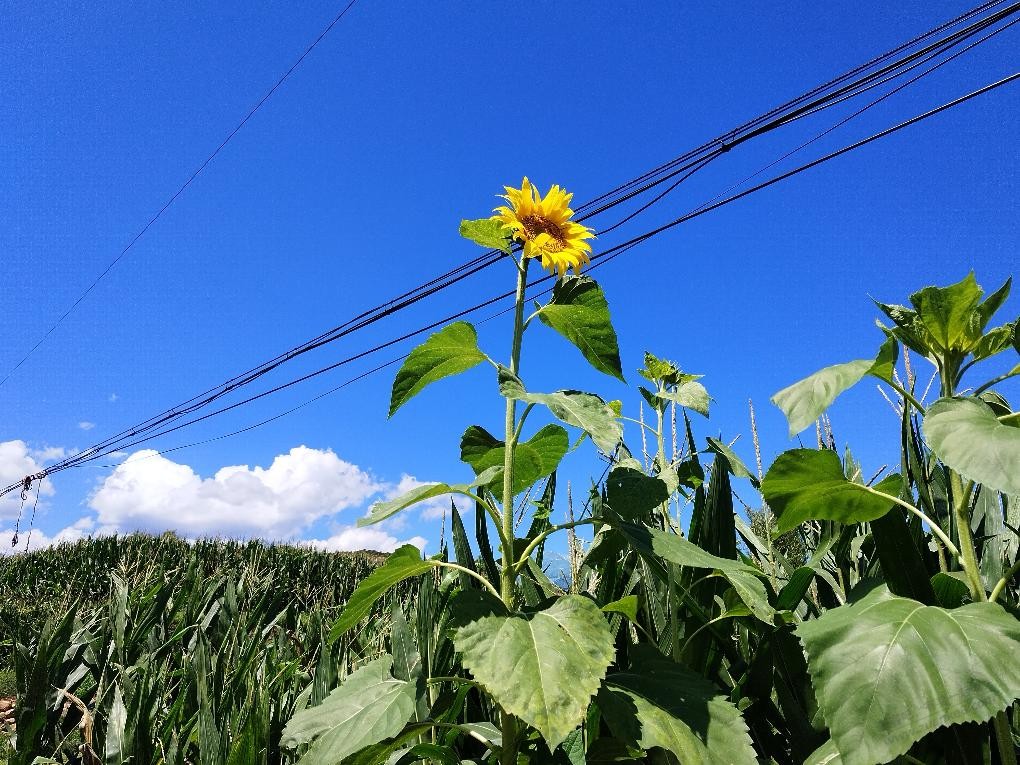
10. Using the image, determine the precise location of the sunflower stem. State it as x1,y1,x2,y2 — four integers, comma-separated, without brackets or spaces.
500,255,529,765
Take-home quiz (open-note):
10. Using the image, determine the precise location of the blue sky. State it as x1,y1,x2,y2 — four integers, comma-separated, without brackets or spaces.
1,1,1017,556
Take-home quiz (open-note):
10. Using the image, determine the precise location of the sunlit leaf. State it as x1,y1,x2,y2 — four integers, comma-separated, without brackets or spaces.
361,467,500,526
390,322,487,417
460,423,568,495
537,276,624,381
329,546,436,642
772,339,897,436
458,217,511,254
454,595,615,748
798,586,1020,765
281,655,416,762
923,396,1020,496
657,381,710,417
499,368,622,454
761,449,903,533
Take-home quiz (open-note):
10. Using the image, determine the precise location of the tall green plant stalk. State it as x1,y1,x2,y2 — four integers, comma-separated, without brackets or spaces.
938,367,986,605
499,255,529,765
937,360,1017,765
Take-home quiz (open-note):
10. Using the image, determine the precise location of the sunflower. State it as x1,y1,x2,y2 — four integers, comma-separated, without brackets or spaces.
491,177,595,276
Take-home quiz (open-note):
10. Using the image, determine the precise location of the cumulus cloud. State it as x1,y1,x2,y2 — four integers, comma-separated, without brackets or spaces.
0,440,60,519
0,516,97,556
305,526,426,554
89,446,382,539
79,421,96,431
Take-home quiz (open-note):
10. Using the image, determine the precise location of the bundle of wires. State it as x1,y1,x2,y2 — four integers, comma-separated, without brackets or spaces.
3,0,1017,500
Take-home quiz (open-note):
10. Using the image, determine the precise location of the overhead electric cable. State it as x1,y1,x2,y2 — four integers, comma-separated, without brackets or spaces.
577,0,1012,212
5,3,1015,495
54,0,1017,452
11,68,1016,493
0,0,361,388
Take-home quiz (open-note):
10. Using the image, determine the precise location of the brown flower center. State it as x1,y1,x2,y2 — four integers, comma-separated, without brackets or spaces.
520,215,566,252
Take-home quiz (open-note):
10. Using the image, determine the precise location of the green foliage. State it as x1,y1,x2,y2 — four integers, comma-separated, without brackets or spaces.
498,368,623,454
281,655,417,762
329,545,436,643
460,423,568,495
535,276,624,381
799,586,1020,765
389,321,487,416
771,338,896,436
599,645,757,764
454,596,614,748
360,467,499,526
11,261,1020,765
761,449,903,532
2,535,394,764
458,218,511,253
923,396,1020,495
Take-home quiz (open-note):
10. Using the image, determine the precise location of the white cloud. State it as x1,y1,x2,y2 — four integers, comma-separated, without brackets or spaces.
305,526,426,554
0,516,97,556
79,421,96,431
89,446,382,539
109,393,119,403
0,440,60,519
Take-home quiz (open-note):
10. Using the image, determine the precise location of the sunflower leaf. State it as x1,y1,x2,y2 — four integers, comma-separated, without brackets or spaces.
460,423,569,495
772,338,897,436
599,645,758,764
923,397,1020,496
453,595,615,749
537,276,625,381
280,655,416,760
761,449,903,533
798,586,1020,765
328,546,437,642
459,217,512,254
389,321,487,417
499,368,623,455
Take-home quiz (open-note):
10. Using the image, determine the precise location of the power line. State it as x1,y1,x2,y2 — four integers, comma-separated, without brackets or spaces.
5,0,1010,402
0,0,361,389
14,68,1017,491
4,3,1015,495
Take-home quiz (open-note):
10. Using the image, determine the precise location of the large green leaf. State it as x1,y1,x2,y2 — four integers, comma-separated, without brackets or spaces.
761,449,903,533
614,521,775,623
281,656,416,763
459,218,511,254
499,368,622,454
536,276,624,381
329,546,435,642
598,645,757,764
453,595,615,748
605,467,670,520
923,397,1020,496
772,339,897,436
460,423,568,495
389,322,487,416
798,586,1020,765
910,272,985,353
361,466,501,526
657,381,710,417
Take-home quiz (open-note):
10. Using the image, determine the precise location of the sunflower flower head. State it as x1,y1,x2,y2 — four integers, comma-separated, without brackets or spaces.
491,177,595,277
